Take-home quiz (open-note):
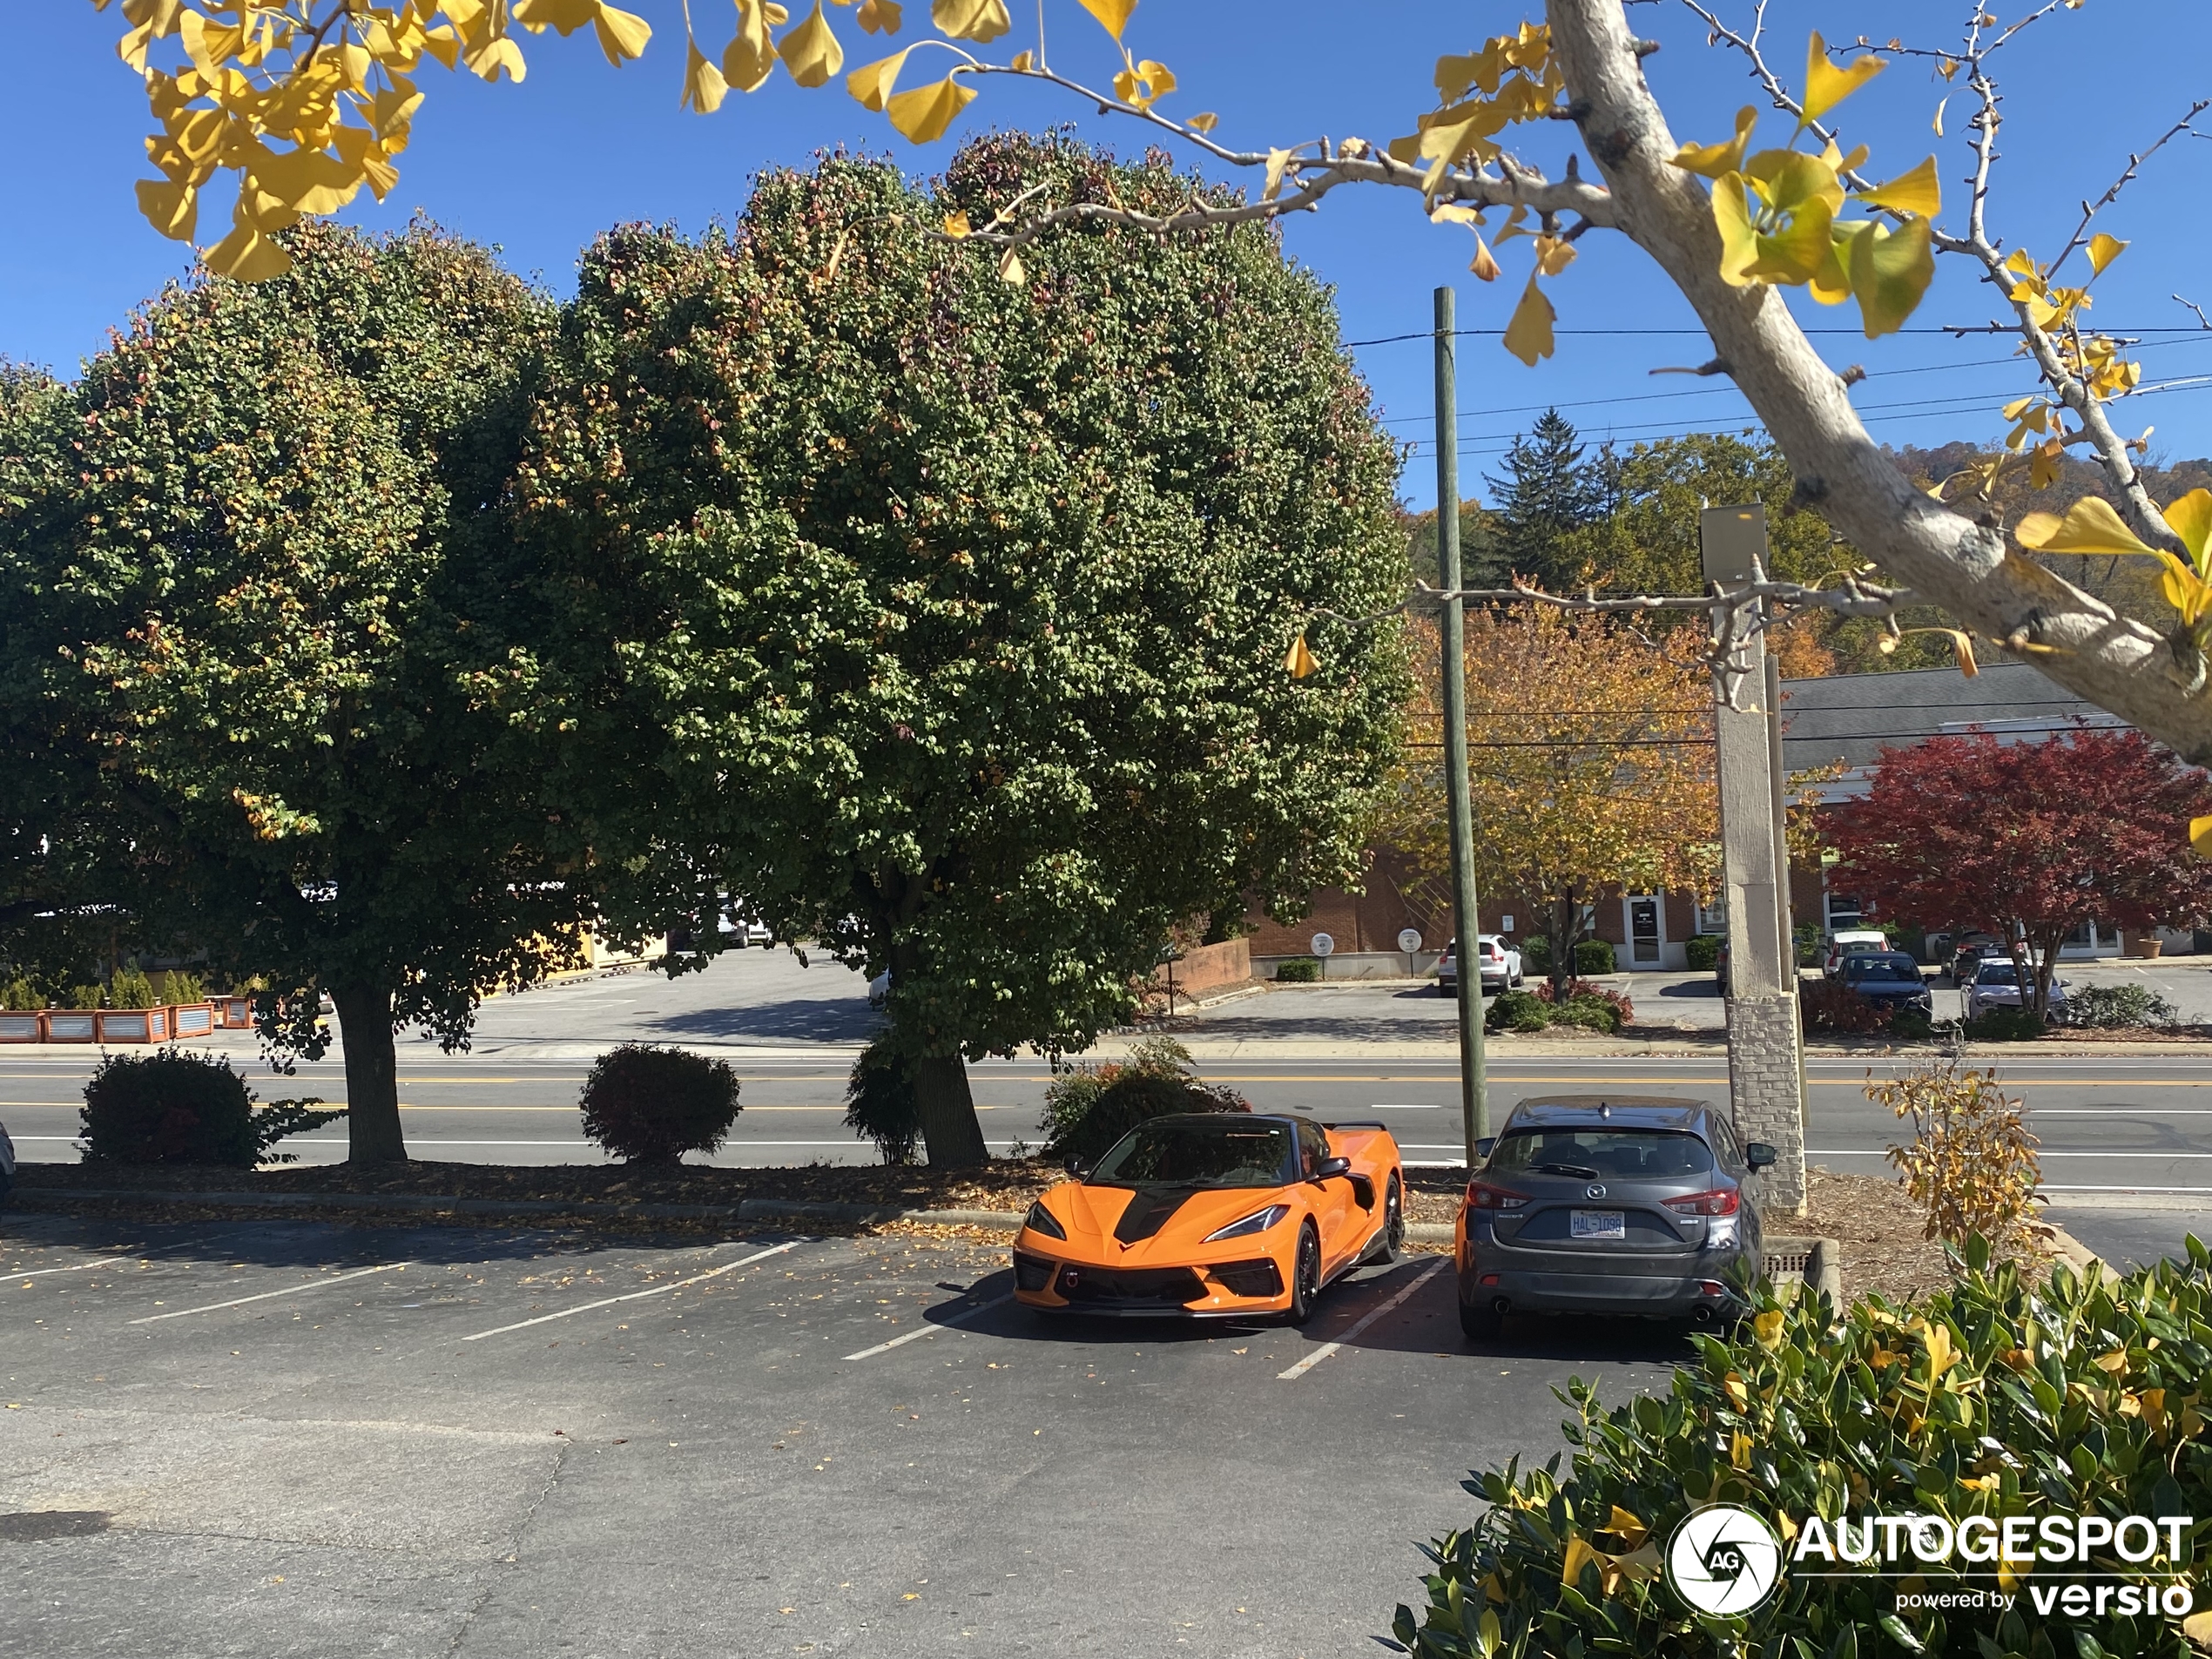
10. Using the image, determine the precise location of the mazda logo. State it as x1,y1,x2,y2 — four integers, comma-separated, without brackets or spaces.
1586,1184,1608,1199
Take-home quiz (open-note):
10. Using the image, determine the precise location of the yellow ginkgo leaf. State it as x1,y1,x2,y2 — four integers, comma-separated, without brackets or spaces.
1932,95,1948,137
2086,232,2128,276
134,175,198,241
2163,488,2212,567
1262,146,1293,202
1186,111,1217,134
1113,57,1174,111
1711,173,1761,287
996,244,1025,286
1845,215,1933,337
1853,155,1940,219
1603,1506,1649,1548
725,0,781,91
1802,30,1885,125
1076,0,1136,42
592,3,652,65
682,38,728,111
931,0,1008,43
1753,1309,1786,1349
942,208,971,238
1669,105,1757,180
1469,233,1500,282
2015,495,2157,557
2190,816,2212,860
464,32,528,82
779,2,843,87
1560,1534,1599,1589
1501,273,1554,366
884,71,974,142
845,46,909,110
248,146,362,214
855,0,901,32
205,216,293,282
1284,632,1318,679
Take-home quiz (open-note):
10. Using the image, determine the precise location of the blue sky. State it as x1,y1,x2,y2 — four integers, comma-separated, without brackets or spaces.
9,2,2209,509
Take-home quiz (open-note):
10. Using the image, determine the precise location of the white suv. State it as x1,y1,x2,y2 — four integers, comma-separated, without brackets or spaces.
1822,929,1892,978
1438,935,1523,995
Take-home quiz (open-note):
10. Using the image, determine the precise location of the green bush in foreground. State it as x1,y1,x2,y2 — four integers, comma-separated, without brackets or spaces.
844,1037,921,1166
2070,984,2182,1030
1389,1237,2212,1657
1683,934,1722,973
578,1044,742,1165
79,1050,342,1166
1966,1007,2046,1042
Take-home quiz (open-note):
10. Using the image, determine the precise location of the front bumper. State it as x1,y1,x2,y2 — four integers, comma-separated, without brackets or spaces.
1012,1244,1292,1318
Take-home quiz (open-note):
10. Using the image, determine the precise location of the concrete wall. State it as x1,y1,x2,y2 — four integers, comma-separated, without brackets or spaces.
1152,938,1251,998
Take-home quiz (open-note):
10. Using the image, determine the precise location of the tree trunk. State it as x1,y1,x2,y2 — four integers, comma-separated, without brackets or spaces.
330,981,406,1165
1549,891,1576,1001
913,1052,989,1168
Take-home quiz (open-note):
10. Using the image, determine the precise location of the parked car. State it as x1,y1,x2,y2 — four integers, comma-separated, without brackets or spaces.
1822,929,1892,977
1714,941,1729,995
1946,933,2002,986
1437,935,1522,996
1963,957,2067,1022
1836,952,1934,1017
1013,1114,1406,1324
1455,1095,1772,1339
718,909,772,948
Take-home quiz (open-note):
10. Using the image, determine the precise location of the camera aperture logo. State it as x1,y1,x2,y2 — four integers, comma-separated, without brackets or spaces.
1668,1505,1784,1615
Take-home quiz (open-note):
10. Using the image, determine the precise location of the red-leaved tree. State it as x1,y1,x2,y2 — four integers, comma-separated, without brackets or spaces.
1830,728,2212,1020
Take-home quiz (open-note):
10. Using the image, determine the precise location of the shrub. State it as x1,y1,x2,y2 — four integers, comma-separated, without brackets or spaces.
1521,938,1551,976
844,1037,920,1165
1873,1057,2046,1256
1274,956,1321,982
1391,1240,2212,1657
1535,978,1635,1028
1484,989,1551,1033
1799,976,1892,1034
1040,1035,1249,1163
64,982,104,1009
578,1044,742,1165
1683,934,1722,972
107,965,158,1008
78,1050,343,1166
1963,1006,2044,1042
153,969,206,1004
0,975,39,1011
2069,982,2182,1029
1573,939,1615,976
1888,1007,1936,1041
1554,994,1625,1035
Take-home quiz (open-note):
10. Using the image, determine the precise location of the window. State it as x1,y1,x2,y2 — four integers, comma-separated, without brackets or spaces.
1296,1118,1329,1177
1824,890,1864,932
1488,1130,1714,1180
1090,1118,1296,1190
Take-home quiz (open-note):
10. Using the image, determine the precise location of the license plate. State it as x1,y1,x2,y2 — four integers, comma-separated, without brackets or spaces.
1572,1210,1625,1240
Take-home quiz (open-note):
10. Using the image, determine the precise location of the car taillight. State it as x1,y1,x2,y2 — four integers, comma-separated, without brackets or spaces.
1466,1183,1527,1211
1663,1189,1740,1217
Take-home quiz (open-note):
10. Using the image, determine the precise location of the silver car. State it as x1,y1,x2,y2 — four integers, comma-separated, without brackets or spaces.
1454,1095,1773,1338
1963,957,2067,1022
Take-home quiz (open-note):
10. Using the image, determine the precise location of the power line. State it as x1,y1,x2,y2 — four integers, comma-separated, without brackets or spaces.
1345,324,2204,348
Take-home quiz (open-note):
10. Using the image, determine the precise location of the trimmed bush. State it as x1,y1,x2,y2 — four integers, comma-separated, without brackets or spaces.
1888,1007,1936,1041
1573,939,1616,976
107,966,158,1008
1041,1036,1249,1164
1683,933,1722,972
2070,983,2182,1029
578,1044,742,1165
1800,976,1892,1034
1964,1006,2045,1042
1484,989,1551,1033
844,1037,920,1165
1521,938,1551,976
1537,977,1635,1027
1274,956,1322,982
79,1050,342,1166
1392,1239,2212,1657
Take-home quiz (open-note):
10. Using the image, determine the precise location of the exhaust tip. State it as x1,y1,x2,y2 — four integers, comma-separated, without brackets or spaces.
1491,1297,1512,1316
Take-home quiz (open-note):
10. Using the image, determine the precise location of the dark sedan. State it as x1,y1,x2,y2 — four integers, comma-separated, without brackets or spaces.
1838,952,1933,1015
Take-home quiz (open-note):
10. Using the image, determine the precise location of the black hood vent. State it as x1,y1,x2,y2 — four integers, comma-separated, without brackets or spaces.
1113,1187,1195,1245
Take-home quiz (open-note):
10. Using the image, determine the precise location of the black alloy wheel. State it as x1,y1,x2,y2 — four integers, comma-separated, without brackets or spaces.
1377,1174,1405,1262
1287,1224,1323,1325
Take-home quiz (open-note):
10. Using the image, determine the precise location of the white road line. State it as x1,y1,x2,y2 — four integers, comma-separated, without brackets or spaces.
1368,1103,1442,1110
1812,1149,2212,1159
2042,1185,2212,1195
1278,1259,1445,1381
9,1255,130,1281
845,1293,1015,1360
459,1241,800,1341
129,1262,409,1324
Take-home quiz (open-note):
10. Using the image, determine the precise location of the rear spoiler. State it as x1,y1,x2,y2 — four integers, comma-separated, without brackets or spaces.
1322,1121,1387,1131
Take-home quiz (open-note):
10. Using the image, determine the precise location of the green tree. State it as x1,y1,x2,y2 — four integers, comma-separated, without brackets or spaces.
517,134,1409,1165
1484,410,1603,592
0,222,593,1165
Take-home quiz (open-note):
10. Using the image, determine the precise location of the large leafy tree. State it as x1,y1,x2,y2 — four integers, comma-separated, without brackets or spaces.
0,222,594,1164
1830,727,2212,1018
516,134,1408,1164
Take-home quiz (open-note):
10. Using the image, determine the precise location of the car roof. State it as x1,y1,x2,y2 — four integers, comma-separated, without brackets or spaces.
1844,950,1915,961
1501,1095,1713,1134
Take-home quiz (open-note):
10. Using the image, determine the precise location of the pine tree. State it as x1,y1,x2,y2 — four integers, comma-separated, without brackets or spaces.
1485,409,1601,590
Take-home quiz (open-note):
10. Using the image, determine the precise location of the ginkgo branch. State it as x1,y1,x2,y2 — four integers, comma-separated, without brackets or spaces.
2046,100,2209,281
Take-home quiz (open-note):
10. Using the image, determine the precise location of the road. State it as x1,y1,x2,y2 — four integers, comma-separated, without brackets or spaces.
6,951,2211,1263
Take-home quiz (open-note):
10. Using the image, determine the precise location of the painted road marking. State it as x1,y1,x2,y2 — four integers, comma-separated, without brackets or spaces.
1278,1260,1445,1381
1368,1103,1443,1109
9,1255,131,1281
459,1241,801,1341
1811,1149,2212,1159
845,1293,1015,1360
130,1262,410,1325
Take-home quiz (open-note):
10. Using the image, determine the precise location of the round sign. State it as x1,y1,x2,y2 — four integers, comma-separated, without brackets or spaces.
1666,1504,1784,1616
1309,933,1335,958
1397,928,1423,954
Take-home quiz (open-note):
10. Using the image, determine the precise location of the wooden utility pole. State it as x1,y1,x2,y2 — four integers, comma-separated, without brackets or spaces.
1434,287,1490,1163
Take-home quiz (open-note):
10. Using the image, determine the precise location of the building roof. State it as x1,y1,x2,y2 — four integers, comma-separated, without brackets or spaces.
1777,659,2123,781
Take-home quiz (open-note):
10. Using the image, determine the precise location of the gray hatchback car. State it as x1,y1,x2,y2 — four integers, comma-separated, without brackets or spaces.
1453,1095,1773,1338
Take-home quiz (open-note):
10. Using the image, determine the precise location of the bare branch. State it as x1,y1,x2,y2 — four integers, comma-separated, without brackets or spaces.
2176,293,2212,332
2047,101,2210,280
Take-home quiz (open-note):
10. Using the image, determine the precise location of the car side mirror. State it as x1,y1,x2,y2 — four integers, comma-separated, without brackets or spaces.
1063,1156,1089,1178
1745,1143,1777,1170
1474,1137,1496,1162
1312,1156,1352,1182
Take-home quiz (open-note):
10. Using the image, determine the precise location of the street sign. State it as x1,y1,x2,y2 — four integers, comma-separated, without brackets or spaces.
1397,928,1422,954
1310,933,1335,958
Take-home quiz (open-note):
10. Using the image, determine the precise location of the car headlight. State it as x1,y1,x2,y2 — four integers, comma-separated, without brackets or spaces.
1022,1199,1067,1240
1203,1204,1290,1244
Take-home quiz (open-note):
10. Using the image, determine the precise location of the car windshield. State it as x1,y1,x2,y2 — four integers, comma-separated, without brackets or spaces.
1089,1118,1295,1190
1487,1128,1713,1180
1976,962,2020,985
1844,956,1920,981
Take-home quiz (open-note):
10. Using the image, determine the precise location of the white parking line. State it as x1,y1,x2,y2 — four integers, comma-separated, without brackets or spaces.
9,1255,130,1281
1368,1104,1443,1109
129,1262,410,1324
459,1240,801,1341
1277,1260,1444,1381
845,1293,1014,1360
1812,1149,2212,1159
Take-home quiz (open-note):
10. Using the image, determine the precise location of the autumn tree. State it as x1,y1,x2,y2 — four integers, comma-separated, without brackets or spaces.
1378,608,1714,1000
1829,727,2212,1019
0,221,597,1165
514,137,1408,1165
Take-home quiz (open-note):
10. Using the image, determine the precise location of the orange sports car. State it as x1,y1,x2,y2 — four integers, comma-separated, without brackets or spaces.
1012,1113,1406,1323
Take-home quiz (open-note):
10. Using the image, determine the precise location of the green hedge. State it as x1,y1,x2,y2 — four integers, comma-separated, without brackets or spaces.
79,1050,341,1166
1684,934,1722,972
1275,957,1322,982
578,1044,742,1163
1390,1238,2212,1657
1575,940,1616,976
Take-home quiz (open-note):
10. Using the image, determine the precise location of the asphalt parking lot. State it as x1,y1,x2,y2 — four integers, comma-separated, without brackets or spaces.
0,1211,1687,1659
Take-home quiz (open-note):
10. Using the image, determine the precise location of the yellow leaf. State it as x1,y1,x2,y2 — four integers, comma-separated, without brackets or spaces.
1469,232,1500,282
247,145,362,214
725,0,781,92
2190,815,2212,860
1602,1506,1649,1548
1263,147,1292,202
1501,273,1554,366
855,0,901,32
846,46,909,110
1560,1534,1598,1588
1853,155,1940,219
1712,173,1761,287
1112,57,1174,111
931,0,1008,43
1723,1371,1750,1410
2163,488,2212,567
464,31,527,82
682,38,729,111
1932,95,1947,137
331,125,401,197
1845,216,1933,336
1802,30,1885,125
1284,632,1318,679
1730,1428,1753,1468
1076,0,1136,42
779,2,843,87
1753,1309,1786,1349
134,176,199,241
1186,111,1217,133
2015,496,2158,557
942,208,971,238
996,244,1025,286
592,3,651,65
2086,232,2128,276
1670,105,1757,179
205,215,292,283
884,71,975,142
1811,222,1857,305
1924,1321,1958,1375
2094,1347,2129,1375
1946,631,1979,678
